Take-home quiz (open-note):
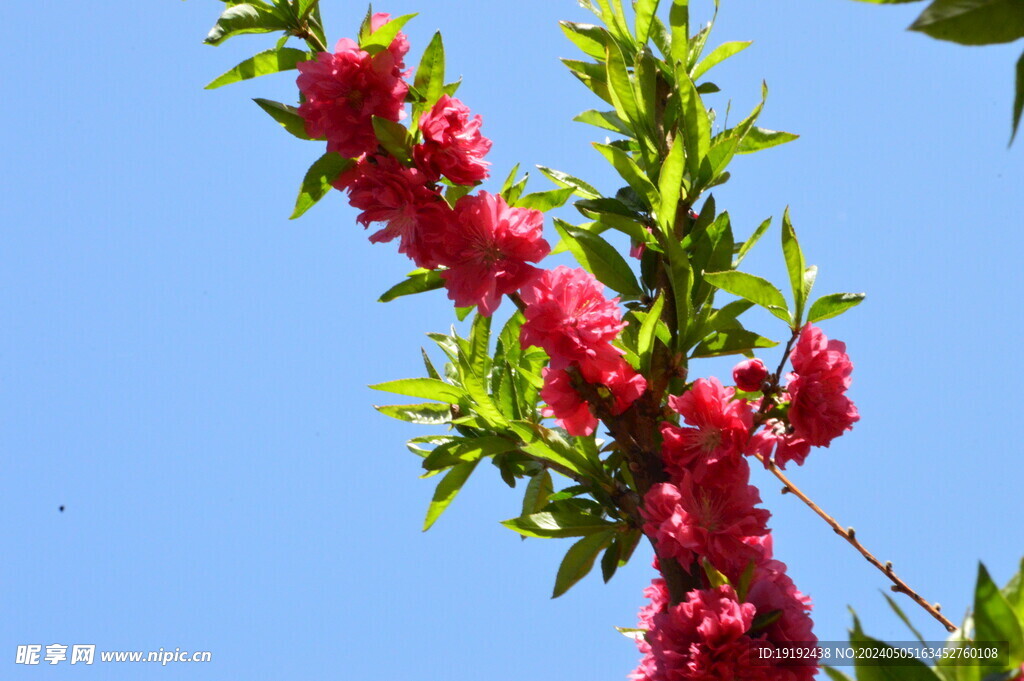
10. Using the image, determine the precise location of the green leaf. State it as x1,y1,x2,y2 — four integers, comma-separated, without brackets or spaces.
295,0,320,21
808,293,866,323
822,668,855,681
423,459,480,530
850,614,943,681
975,563,1024,667
291,152,352,219
669,0,690,70
369,377,466,404
361,13,416,54
657,135,686,233
593,143,660,210
881,592,927,645
560,21,610,60
375,403,451,425
737,127,800,154
372,116,413,163
638,294,666,371
1003,557,1024,620
1013,50,1024,145
635,0,663,44
600,537,622,582
515,187,575,211
692,41,751,80
605,42,641,129
573,109,632,136
553,531,614,597
910,0,1024,45
693,328,778,357
508,421,593,478
422,436,517,471
781,208,808,321
206,47,311,89
205,3,290,45
536,166,602,199
554,220,644,298
379,269,444,303
502,511,619,539
413,32,446,116
703,271,791,323
735,217,772,266
522,469,554,516
253,98,315,140
678,70,711,186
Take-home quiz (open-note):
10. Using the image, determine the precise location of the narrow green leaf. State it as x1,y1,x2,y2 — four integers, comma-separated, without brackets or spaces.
657,135,686,233
605,42,641,128
423,460,480,530
501,164,521,195
1013,50,1024,145
553,531,614,598
379,269,444,303
253,98,315,140
375,403,451,425
881,592,927,645
291,152,352,219
822,668,855,681
910,0,1024,46
807,293,866,323
850,626,943,681
573,109,631,136
560,21,610,60
703,271,791,323
1003,557,1024,620
635,0,662,44
536,165,602,199
369,377,466,403
781,208,807,320
413,32,446,115
737,127,800,154
508,421,592,477
295,0,320,21
638,294,666,372
669,0,690,69
206,47,311,89
735,217,772,266
522,469,554,516
554,220,644,298
372,115,413,163
691,41,751,80
205,3,289,45
600,537,622,582
678,70,711,185
975,563,1024,667
593,143,660,210
361,13,417,54
515,187,575,211
501,511,619,539
693,328,778,358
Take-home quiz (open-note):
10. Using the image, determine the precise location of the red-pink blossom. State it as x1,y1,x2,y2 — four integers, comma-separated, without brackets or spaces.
577,351,647,415
334,155,451,269
296,37,408,158
733,358,769,393
642,585,769,681
437,191,549,316
747,420,813,470
746,560,818,681
661,378,755,484
414,95,492,186
519,266,627,370
540,367,597,437
641,476,770,577
786,324,859,448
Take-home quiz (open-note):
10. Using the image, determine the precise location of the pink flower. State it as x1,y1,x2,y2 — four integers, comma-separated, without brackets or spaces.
643,585,769,681
414,95,492,185
661,378,755,484
746,561,818,681
296,37,408,158
733,358,769,393
786,325,859,448
641,476,770,577
334,155,451,269
577,351,647,415
540,367,597,437
519,266,627,370
369,12,411,70
438,191,549,316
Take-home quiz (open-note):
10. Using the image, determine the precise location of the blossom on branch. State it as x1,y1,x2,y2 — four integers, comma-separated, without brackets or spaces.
414,95,492,186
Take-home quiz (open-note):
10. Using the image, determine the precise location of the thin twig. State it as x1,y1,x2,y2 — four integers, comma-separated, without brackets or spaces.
753,452,957,633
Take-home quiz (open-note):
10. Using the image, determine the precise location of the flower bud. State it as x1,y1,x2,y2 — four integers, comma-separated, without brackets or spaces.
732,358,769,392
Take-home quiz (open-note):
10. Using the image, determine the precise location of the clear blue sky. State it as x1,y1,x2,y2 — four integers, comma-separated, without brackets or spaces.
1,1,1021,679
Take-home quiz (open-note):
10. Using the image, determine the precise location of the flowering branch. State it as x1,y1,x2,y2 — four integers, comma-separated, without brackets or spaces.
753,451,957,633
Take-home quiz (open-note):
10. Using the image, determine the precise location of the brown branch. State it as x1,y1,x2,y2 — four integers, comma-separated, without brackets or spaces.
754,452,957,633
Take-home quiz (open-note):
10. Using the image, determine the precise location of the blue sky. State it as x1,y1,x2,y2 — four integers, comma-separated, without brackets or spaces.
1,1,1021,679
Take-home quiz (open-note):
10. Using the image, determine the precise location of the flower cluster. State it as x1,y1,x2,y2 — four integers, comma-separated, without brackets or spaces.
296,14,547,314
631,324,859,680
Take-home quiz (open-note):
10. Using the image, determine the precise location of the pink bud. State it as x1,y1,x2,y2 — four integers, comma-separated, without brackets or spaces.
733,358,769,392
